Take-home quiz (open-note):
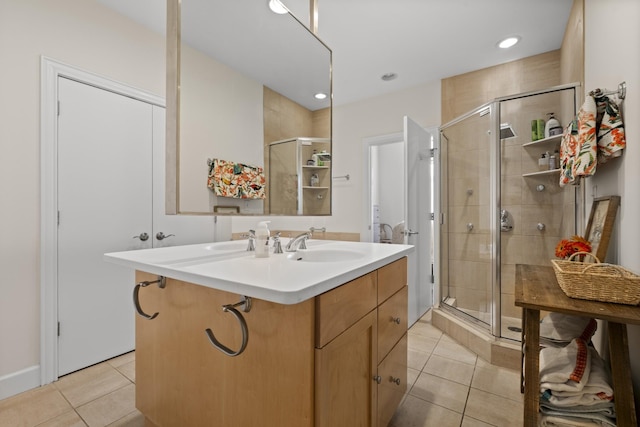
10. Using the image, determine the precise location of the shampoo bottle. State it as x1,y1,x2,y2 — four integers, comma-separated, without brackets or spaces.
255,221,271,258
544,113,562,137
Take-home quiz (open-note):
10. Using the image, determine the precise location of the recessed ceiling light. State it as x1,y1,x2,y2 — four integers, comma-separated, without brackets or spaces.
268,0,289,14
381,73,397,81
497,36,520,49
314,93,327,100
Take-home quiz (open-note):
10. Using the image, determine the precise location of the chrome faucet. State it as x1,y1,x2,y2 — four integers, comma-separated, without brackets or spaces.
285,232,311,252
245,230,256,251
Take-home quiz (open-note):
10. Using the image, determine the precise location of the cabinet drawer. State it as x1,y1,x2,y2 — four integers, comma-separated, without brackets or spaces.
378,257,407,304
377,334,407,427
315,271,377,348
377,286,408,363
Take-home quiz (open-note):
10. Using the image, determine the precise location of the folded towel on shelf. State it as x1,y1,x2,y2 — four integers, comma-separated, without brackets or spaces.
539,412,615,427
543,348,614,407
540,313,597,347
540,338,591,393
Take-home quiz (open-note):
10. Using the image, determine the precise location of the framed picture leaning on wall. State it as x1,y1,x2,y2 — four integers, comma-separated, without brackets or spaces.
584,195,621,261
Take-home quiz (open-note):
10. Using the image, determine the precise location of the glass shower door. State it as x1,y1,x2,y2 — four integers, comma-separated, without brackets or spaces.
440,105,495,329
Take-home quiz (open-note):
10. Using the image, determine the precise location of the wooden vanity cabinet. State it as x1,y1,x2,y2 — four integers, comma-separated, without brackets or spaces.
135,257,408,427
315,257,408,427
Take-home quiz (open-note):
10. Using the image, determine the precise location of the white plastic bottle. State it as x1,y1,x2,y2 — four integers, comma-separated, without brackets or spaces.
255,221,271,258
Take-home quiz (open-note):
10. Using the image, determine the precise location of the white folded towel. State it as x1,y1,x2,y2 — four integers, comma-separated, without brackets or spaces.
547,348,614,406
540,338,591,393
540,313,597,345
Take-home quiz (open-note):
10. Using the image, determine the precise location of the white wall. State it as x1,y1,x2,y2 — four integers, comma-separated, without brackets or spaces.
233,80,442,234
377,142,405,229
584,0,640,411
0,0,167,391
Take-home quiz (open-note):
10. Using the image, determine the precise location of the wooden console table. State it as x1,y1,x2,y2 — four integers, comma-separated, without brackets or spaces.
515,264,640,427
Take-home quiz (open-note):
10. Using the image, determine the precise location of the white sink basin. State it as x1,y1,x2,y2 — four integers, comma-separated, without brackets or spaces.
287,249,366,263
204,241,248,251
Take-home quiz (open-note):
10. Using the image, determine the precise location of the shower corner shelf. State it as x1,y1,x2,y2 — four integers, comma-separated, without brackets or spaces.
522,169,561,177
302,186,329,190
522,134,562,147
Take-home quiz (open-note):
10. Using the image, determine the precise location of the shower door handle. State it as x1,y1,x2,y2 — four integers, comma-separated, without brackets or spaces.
403,229,419,236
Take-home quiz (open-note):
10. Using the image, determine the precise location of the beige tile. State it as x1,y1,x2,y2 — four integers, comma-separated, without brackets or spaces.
389,395,463,427
433,337,478,366
408,320,442,340
423,354,475,386
407,333,438,354
76,384,136,427
55,363,130,408
464,388,523,426
461,415,496,427
115,361,135,383
36,410,87,427
0,384,72,427
106,352,135,369
490,341,521,371
471,364,523,402
406,368,421,391
409,373,469,413
106,410,145,427
407,348,430,371
467,331,492,363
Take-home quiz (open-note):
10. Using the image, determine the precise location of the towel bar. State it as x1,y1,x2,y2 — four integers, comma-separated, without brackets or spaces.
205,296,252,357
133,276,166,320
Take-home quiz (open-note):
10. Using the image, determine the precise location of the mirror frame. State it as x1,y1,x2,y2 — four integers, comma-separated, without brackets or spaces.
165,0,331,216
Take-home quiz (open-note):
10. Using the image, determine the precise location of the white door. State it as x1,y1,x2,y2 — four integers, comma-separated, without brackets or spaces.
404,117,434,325
57,80,217,376
57,77,152,375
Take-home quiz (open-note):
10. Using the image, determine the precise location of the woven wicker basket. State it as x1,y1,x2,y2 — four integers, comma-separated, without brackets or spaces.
551,252,640,305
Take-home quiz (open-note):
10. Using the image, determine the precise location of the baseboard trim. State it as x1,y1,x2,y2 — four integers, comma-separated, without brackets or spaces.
0,365,40,400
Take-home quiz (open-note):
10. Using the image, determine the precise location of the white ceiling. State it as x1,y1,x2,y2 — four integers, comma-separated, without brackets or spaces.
95,0,574,107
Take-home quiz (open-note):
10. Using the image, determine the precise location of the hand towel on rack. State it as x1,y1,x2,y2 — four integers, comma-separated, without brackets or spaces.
591,91,626,164
559,96,598,187
207,159,265,199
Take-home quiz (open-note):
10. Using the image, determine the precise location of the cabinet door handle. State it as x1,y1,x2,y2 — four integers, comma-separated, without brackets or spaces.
373,375,382,384
391,316,401,324
390,377,401,386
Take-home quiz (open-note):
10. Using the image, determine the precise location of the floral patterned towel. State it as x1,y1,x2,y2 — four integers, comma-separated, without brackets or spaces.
559,92,626,187
559,96,597,187
593,92,626,164
207,159,266,199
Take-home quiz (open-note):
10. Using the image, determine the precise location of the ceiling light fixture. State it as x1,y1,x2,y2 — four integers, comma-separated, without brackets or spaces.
381,73,397,82
268,0,289,14
314,92,327,100
497,36,521,49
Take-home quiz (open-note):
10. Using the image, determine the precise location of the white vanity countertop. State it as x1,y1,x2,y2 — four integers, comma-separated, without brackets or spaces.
105,240,414,304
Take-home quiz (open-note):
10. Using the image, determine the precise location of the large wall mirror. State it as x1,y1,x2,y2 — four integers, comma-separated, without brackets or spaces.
166,0,332,216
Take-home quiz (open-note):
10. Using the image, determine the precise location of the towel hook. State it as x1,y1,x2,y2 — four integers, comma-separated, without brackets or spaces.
205,296,252,357
133,276,166,320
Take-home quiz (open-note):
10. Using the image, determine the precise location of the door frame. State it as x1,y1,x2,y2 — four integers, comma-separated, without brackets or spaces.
361,132,403,243
40,57,164,384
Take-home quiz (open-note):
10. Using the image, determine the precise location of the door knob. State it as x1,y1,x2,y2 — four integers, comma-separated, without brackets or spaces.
156,232,175,241
133,232,149,241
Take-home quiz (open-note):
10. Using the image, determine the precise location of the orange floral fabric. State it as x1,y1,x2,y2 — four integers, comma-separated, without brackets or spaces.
559,92,626,187
207,159,265,199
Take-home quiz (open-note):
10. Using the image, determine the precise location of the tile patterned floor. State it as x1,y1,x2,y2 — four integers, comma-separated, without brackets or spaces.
0,311,523,427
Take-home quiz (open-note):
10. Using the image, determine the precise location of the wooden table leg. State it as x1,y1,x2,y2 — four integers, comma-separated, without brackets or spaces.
608,322,637,427
523,308,540,427
520,309,525,393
